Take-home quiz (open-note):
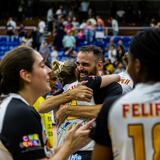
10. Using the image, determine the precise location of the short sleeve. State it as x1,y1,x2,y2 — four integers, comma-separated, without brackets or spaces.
85,76,102,91
0,99,46,160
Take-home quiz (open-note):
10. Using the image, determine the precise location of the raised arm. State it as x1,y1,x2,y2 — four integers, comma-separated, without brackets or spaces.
38,85,93,113
100,74,120,88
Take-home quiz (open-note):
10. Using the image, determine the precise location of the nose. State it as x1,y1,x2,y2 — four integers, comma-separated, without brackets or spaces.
77,63,85,70
46,65,52,74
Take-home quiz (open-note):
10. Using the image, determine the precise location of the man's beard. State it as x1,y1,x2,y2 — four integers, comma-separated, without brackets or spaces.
76,67,97,82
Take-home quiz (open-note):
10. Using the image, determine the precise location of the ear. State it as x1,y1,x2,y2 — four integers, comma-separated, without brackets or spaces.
97,60,103,69
19,69,31,83
134,58,141,74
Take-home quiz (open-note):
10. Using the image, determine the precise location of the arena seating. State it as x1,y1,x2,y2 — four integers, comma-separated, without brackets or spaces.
0,36,21,59
0,35,132,61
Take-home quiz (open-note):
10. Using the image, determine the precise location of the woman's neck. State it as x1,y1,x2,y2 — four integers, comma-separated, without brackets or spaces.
18,90,38,106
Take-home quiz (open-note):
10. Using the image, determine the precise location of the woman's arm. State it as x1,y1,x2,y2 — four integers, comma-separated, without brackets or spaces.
38,85,93,113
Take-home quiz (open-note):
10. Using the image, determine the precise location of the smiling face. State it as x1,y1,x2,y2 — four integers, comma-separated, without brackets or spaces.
29,51,52,97
76,51,98,81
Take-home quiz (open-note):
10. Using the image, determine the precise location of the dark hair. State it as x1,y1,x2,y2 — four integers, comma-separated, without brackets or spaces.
129,28,160,81
79,45,103,59
0,46,35,94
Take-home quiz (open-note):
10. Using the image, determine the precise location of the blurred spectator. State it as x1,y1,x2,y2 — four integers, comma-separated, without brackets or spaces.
21,31,33,47
50,46,58,63
18,24,26,38
54,22,66,51
87,17,97,26
63,30,76,49
76,29,85,45
39,41,50,63
72,16,80,29
95,16,105,40
38,18,46,34
6,17,17,36
104,59,115,74
79,0,90,21
116,44,125,62
79,19,87,29
56,5,67,18
64,17,73,33
84,20,95,43
96,15,105,27
114,61,125,74
47,6,55,32
107,44,117,64
31,27,41,50
109,16,119,36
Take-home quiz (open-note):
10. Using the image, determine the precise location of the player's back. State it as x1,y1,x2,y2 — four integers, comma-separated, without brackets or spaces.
108,82,160,160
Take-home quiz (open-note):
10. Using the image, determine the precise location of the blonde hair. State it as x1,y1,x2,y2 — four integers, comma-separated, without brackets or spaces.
52,60,76,86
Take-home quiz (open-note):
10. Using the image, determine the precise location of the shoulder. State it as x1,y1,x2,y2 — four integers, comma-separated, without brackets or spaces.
1,97,40,127
102,82,123,97
85,76,102,90
63,81,78,91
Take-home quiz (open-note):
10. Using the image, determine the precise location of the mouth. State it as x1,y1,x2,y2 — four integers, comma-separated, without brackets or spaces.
47,78,51,84
80,73,87,77
79,70,88,77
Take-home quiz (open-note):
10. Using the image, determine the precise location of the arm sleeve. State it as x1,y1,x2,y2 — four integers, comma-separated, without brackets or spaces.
0,99,46,160
85,76,102,91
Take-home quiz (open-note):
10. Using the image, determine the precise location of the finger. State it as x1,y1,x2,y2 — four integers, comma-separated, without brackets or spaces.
80,80,88,85
80,119,95,130
69,123,82,132
76,130,90,136
83,90,93,95
84,92,93,98
83,87,93,92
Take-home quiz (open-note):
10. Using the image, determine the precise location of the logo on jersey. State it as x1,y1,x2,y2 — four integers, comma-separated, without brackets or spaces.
20,133,41,149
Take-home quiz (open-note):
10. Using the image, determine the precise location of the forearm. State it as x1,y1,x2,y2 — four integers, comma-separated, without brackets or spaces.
101,74,120,88
38,91,74,113
49,142,72,160
66,105,102,119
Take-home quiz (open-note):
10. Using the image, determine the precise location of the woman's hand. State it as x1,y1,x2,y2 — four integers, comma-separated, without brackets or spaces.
69,84,93,102
64,119,95,154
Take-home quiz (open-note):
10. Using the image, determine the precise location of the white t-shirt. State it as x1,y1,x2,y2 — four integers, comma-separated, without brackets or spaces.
118,71,134,94
112,19,119,32
57,81,95,151
38,21,46,33
108,82,160,160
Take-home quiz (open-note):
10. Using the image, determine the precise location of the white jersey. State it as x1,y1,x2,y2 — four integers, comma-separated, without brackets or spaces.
57,81,95,151
108,82,160,160
118,71,134,94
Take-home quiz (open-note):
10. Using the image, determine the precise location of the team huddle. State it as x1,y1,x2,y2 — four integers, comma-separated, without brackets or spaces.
0,28,160,160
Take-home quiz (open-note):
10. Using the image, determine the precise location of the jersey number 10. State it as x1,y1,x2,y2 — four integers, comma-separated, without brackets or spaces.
128,124,160,160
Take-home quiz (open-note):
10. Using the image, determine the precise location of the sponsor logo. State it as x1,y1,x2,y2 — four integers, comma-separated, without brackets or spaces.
20,133,41,149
